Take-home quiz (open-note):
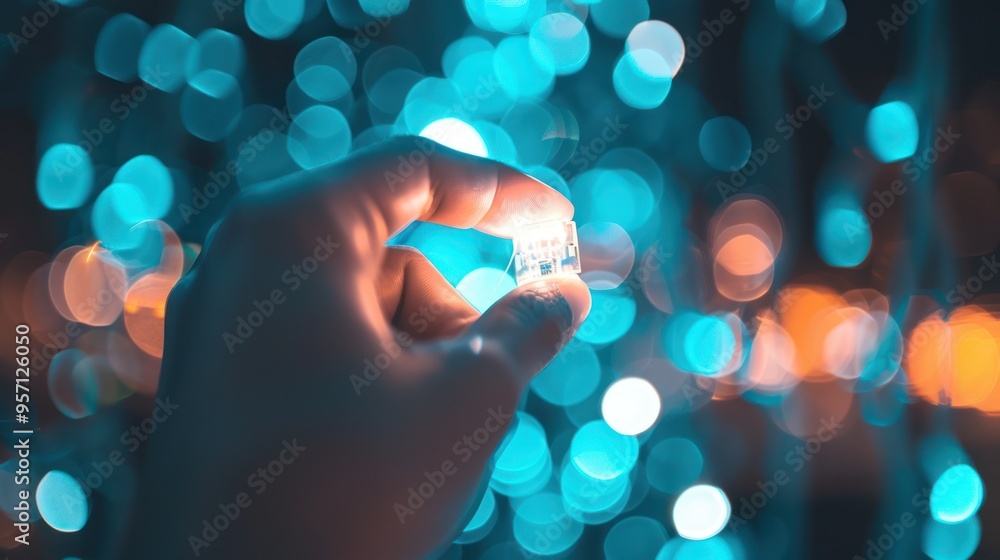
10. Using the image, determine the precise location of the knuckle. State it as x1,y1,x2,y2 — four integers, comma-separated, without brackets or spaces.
392,245,426,266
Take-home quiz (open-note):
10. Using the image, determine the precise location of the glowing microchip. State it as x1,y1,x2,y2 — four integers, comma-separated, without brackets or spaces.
513,220,582,286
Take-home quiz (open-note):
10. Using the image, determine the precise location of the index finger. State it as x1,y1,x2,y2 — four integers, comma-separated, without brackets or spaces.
334,135,574,241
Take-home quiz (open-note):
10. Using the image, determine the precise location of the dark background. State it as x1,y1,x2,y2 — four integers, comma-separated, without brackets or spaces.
2,0,999,558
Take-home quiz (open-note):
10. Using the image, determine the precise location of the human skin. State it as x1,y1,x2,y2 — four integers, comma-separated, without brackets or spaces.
119,136,591,559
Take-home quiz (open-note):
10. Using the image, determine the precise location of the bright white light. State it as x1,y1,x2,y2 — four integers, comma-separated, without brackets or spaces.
672,484,731,540
513,220,581,286
626,21,685,78
601,377,661,435
37,470,89,532
419,118,489,157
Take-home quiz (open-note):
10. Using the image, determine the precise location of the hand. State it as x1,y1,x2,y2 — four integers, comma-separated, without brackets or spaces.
120,136,592,559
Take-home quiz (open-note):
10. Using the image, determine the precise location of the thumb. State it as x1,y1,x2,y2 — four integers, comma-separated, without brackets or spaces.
469,275,591,386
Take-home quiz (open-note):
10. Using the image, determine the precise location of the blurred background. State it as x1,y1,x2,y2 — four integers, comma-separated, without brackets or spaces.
2,0,1000,558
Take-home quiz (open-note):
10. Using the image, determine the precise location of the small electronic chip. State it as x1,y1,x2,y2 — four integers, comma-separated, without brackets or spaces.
512,220,582,286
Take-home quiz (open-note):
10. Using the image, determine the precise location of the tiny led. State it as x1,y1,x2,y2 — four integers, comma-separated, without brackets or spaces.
513,220,582,286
